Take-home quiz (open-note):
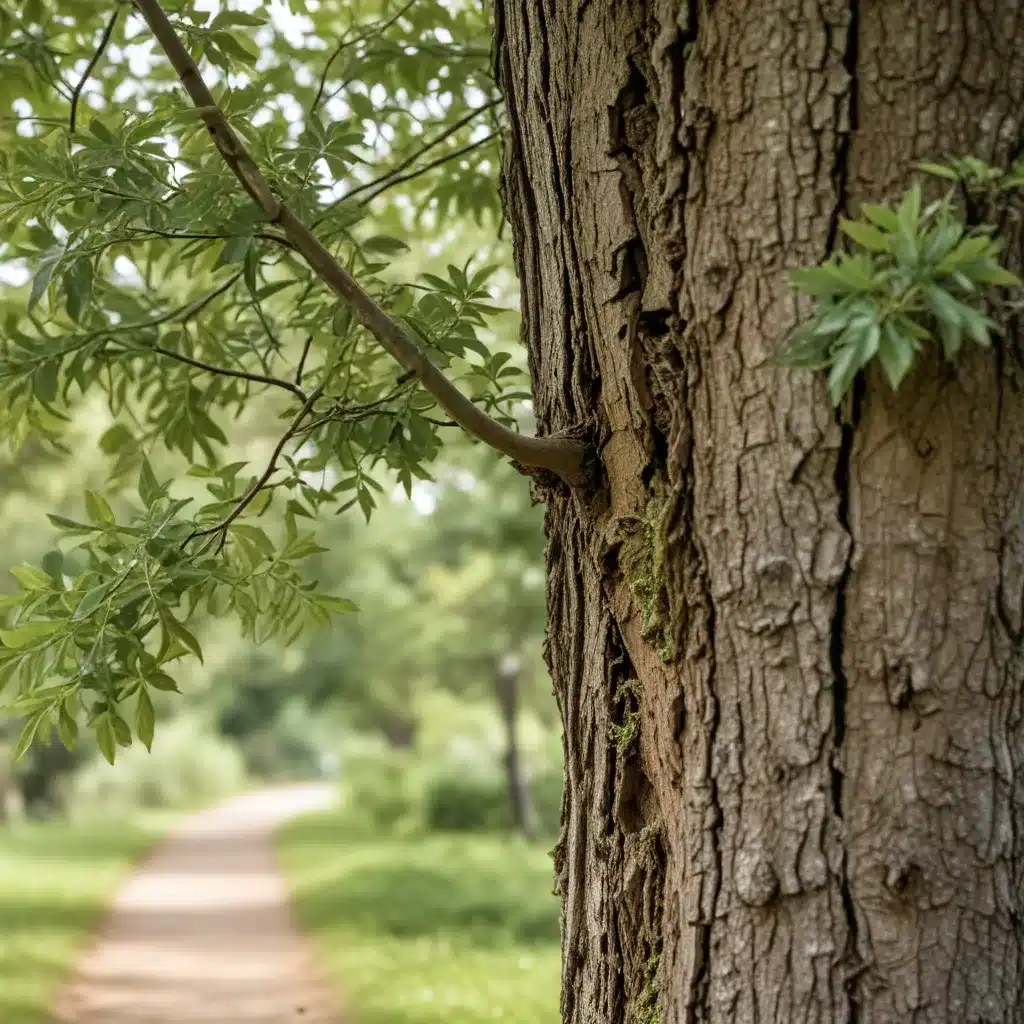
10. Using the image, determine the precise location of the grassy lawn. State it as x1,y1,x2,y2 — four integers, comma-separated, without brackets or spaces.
279,814,561,1024
0,818,159,1023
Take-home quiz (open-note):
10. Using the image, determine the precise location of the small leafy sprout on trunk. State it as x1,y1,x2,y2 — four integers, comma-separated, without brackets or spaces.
778,160,1024,404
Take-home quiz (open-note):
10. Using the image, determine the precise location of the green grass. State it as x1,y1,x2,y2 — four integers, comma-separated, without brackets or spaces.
0,817,160,1023
279,813,561,1024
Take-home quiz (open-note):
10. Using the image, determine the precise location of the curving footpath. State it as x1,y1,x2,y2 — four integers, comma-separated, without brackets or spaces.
51,785,339,1023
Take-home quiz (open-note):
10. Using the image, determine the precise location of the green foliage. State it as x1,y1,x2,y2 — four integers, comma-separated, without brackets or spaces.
0,460,353,764
423,766,512,832
68,714,246,812
423,763,562,836
0,818,159,1023
0,0,531,759
9,730,82,815
340,740,422,833
780,167,1024,404
279,813,561,1024
918,155,1024,195
219,685,328,781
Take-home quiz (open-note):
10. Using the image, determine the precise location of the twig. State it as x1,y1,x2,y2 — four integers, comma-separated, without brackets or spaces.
170,271,242,323
137,227,299,253
88,272,241,351
131,0,588,486
309,0,420,115
309,37,351,118
359,133,496,206
293,384,410,435
243,262,283,361
186,386,324,548
315,100,500,222
144,344,306,398
70,7,121,134
295,334,313,385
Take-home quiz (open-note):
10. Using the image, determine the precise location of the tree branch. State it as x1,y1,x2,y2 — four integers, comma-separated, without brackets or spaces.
309,0,420,115
330,99,500,210
139,343,306,399
135,226,300,253
359,133,496,207
187,386,324,550
70,7,121,134
97,273,239,341
131,0,588,486
294,334,313,385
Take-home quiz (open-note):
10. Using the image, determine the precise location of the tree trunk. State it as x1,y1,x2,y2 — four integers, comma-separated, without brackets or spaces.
378,711,417,750
495,2,1024,1021
495,661,540,840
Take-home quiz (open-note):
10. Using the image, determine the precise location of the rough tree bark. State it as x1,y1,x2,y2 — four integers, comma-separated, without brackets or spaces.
495,1,1024,1021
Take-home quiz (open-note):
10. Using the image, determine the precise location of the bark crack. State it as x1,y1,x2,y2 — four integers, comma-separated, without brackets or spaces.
688,600,720,1024
830,380,861,1022
825,0,861,255
828,1,861,1019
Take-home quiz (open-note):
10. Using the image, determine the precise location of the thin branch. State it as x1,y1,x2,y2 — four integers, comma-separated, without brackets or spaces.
186,385,324,547
103,273,240,337
70,7,121,134
29,51,74,101
294,384,411,435
168,271,242,324
309,0,420,115
295,334,313,385
14,276,239,374
243,264,283,360
135,344,306,398
131,0,588,486
360,132,496,206
317,99,500,220
136,227,300,253
309,38,351,117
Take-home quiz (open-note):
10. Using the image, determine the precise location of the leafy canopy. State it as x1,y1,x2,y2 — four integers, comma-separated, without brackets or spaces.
0,0,527,763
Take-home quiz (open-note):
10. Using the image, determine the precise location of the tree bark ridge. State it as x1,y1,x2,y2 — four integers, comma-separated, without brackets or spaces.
497,0,1024,1021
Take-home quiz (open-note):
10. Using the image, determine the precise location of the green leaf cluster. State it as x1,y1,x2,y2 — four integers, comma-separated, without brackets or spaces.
919,155,1024,195
0,459,355,763
780,183,1022,404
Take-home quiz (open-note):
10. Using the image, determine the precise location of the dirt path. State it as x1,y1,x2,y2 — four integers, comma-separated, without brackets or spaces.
52,785,339,1023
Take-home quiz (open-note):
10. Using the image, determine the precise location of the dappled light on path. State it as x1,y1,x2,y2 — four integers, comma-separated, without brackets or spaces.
52,786,339,1023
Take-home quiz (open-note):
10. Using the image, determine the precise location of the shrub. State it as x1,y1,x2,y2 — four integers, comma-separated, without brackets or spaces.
67,715,246,815
339,741,421,833
423,767,511,833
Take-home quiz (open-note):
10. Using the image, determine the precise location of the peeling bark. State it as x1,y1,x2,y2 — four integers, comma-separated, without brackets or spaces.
496,1,1024,1021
